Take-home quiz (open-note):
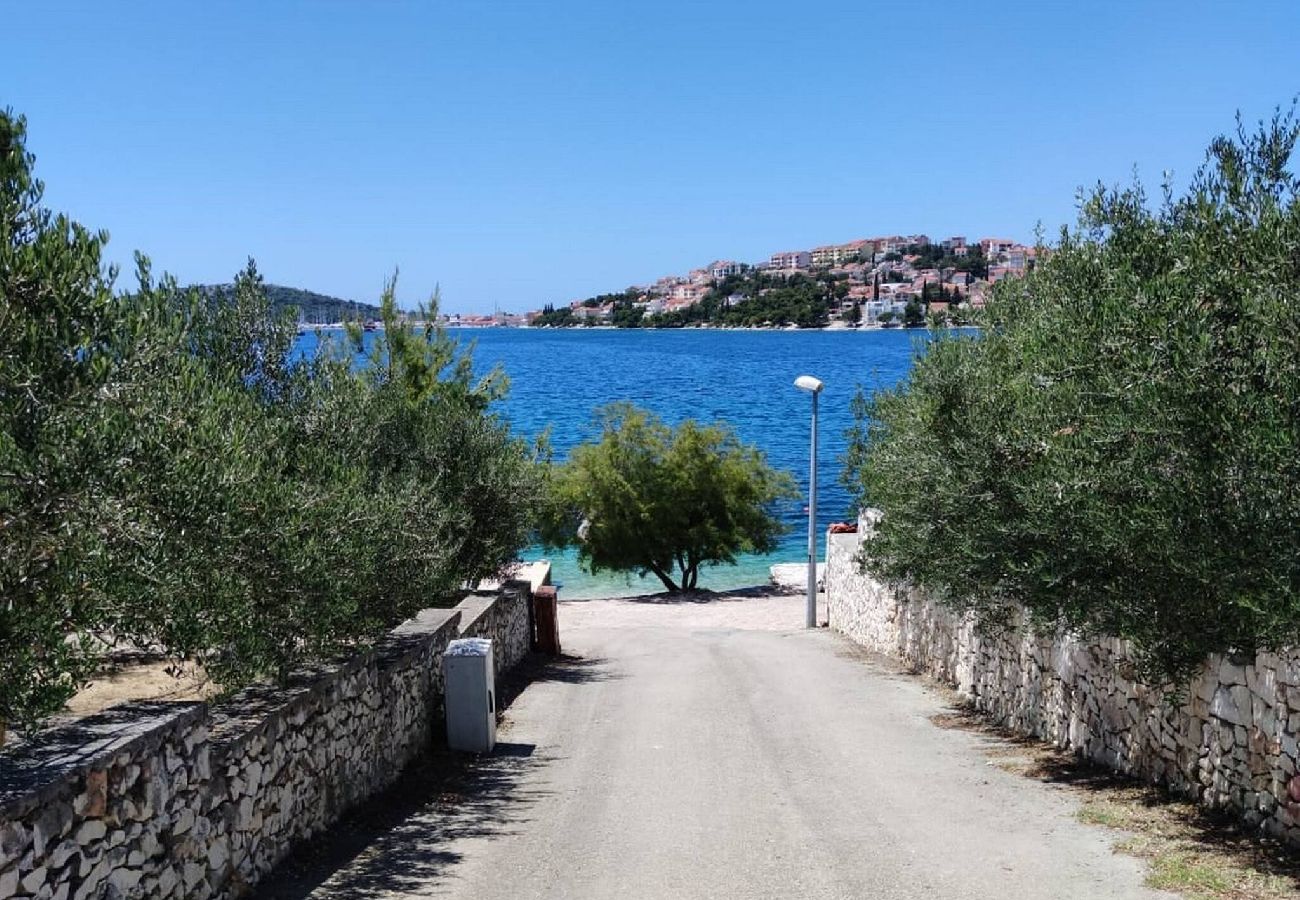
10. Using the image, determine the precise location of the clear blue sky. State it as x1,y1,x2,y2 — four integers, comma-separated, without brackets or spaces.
8,0,1298,313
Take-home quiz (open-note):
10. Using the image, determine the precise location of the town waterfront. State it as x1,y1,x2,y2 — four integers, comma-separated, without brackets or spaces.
296,326,945,597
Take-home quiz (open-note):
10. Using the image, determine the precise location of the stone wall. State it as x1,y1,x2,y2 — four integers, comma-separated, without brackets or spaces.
0,579,540,900
825,520,1300,846
456,580,534,687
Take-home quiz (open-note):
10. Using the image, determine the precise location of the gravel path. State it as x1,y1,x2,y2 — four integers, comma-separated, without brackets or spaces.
256,589,1167,900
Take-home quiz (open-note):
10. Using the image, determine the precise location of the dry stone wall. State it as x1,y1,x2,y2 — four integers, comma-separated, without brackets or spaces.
825,520,1300,847
0,580,539,900
456,580,533,685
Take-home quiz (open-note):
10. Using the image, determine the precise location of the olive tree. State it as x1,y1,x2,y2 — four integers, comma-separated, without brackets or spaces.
0,111,124,739
845,105,1300,685
542,403,797,592
0,107,542,737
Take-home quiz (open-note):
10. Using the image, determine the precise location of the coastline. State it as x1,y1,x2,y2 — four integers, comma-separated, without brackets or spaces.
445,322,981,332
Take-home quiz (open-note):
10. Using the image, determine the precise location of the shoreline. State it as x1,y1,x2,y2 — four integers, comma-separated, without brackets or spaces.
444,323,982,333
299,322,982,334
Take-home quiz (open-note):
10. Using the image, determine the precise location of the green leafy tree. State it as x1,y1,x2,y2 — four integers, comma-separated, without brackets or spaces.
903,299,924,327
79,259,542,694
0,108,542,736
845,105,1300,685
0,111,123,738
542,404,797,592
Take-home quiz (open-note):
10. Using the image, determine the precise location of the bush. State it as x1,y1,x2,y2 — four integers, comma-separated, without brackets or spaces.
0,109,540,737
541,403,797,592
0,111,123,740
844,106,1300,685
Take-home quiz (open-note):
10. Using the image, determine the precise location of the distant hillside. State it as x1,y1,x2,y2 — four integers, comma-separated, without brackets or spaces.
193,283,383,324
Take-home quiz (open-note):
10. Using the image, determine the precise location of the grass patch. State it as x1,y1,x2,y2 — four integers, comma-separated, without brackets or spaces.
930,703,1300,899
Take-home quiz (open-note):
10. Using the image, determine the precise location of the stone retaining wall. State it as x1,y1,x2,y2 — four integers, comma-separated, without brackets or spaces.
825,520,1300,847
0,579,540,900
456,582,533,686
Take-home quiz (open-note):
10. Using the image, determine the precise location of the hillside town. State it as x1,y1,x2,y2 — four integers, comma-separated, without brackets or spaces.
442,233,1037,328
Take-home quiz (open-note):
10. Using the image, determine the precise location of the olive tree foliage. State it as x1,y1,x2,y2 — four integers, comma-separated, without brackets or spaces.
0,111,123,741
844,105,1300,686
0,108,540,737
541,403,797,592
110,266,541,690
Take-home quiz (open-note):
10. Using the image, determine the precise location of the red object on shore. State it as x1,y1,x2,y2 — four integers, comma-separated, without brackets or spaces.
829,522,858,534
533,586,561,656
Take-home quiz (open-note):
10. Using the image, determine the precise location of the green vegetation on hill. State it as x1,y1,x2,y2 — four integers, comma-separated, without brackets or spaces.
845,106,1300,686
656,273,838,328
536,272,847,329
194,282,382,323
901,242,989,278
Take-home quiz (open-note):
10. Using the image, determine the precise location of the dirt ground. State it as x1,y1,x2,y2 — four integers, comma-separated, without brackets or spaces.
62,654,219,719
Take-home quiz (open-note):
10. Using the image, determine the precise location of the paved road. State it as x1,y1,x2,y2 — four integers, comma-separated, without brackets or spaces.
260,593,1165,900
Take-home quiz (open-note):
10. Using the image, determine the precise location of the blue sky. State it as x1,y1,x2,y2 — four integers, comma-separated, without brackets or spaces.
8,1,1298,313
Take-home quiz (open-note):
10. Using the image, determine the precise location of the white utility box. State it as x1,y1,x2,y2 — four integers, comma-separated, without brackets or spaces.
444,637,496,753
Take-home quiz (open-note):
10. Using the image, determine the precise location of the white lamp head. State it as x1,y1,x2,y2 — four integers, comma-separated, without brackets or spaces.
794,375,824,394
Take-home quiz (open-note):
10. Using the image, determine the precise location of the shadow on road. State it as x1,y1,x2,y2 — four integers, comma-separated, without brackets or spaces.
616,584,801,605
253,652,614,899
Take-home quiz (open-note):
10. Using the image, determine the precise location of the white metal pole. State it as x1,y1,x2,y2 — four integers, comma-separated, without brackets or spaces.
806,390,818,628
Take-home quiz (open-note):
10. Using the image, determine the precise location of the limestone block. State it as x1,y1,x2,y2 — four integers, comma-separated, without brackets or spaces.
1210,685,1246,726
172,808,195,836
106,866,141,894
72,820,106,847
0,866,18,898
208,837,229,874
1251,666,1278,703
72,771,108,821
1220,659,1247,686
245,761,264,796
182,860,206,890
0,821,31,870
235,797,256,831
156,865,179,896
72,857,109,900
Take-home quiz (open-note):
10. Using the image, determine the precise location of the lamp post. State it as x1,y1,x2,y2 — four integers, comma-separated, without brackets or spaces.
794,375,823,628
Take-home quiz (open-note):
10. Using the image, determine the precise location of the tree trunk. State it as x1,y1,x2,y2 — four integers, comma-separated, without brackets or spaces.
683,552,700,591
648,564,679,593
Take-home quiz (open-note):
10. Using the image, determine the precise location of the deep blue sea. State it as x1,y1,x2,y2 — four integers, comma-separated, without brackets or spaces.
295,327,937,597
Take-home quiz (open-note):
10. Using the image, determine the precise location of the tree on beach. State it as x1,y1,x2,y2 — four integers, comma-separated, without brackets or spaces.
540,404,798,592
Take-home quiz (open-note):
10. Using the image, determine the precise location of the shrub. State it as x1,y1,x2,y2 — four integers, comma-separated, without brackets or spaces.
0,109,540,737
844,106,1300,685
0,111,123,740
541,403,797,592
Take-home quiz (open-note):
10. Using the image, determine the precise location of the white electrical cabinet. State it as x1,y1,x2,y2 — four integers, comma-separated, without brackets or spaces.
444,637,496,753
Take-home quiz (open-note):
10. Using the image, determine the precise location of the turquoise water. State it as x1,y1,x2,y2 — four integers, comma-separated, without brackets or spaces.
296,327,935,598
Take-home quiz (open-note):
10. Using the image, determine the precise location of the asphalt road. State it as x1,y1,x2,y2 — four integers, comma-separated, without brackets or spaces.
260,594,1166,900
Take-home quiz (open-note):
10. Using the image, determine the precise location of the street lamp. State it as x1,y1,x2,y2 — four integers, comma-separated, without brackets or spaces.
794,375,823,628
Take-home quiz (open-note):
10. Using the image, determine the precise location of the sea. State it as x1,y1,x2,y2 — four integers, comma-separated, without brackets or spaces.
294,327,939,598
